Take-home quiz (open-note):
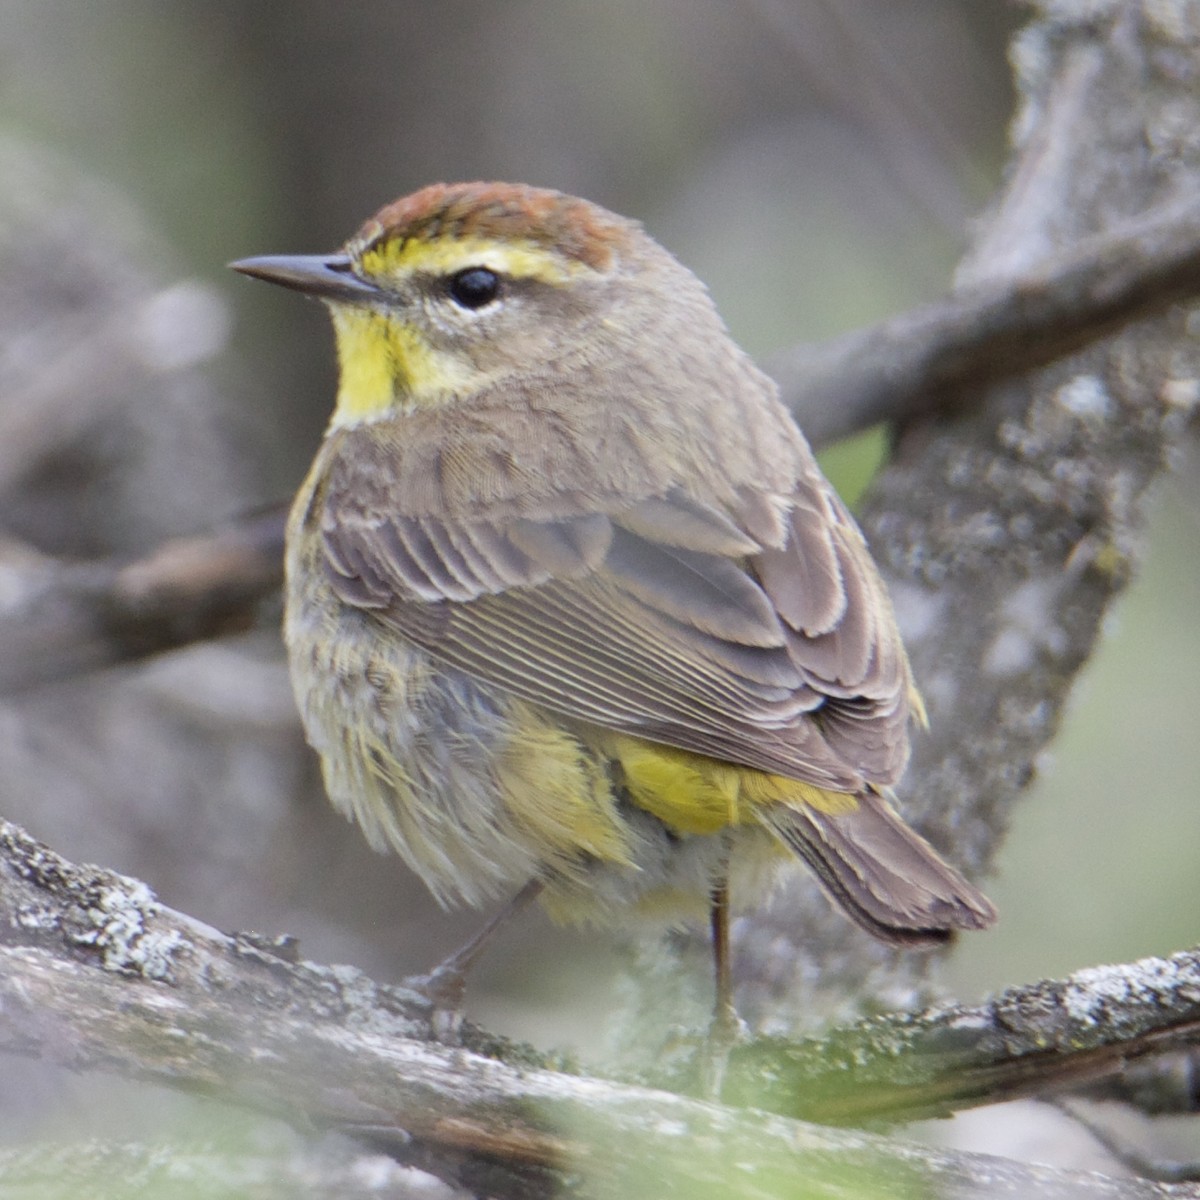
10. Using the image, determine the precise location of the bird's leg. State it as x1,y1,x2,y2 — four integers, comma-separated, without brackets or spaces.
702,860,747,1098
407,877,544,1039
710,874,737,1038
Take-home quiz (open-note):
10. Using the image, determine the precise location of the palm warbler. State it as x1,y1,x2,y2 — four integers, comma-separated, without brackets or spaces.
233,182,994,1023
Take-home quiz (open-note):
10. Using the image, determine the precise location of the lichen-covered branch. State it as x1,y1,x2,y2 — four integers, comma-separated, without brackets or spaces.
721,0,1200,1029
3,815,1200,1198
720,952,1200,1126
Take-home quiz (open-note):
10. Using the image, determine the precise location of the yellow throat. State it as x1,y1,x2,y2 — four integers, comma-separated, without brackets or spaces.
326,235,585,427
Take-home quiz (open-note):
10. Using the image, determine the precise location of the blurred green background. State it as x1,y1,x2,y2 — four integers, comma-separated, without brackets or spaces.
1,0,1197,1176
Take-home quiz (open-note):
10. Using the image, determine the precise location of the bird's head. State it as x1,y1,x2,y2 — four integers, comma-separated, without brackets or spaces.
231,181,708,429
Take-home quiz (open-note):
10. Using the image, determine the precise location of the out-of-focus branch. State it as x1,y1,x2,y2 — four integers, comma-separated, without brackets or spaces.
1082,1052,1200,1116
0,281,232,498
5,814,1200,1199
0,1138,451,1200
771,191,1200,448
0,507,284,694
723,953,1200,1125
1053,1098,1200,1187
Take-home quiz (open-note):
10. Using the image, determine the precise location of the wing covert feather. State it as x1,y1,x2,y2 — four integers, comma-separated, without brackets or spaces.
318,470,914,788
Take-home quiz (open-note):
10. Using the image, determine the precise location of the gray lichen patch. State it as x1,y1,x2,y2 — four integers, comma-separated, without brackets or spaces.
71,877,187,982
1054,373,1114,422
983,577,1070,676
1062,954,1200,1036
2,818,189,983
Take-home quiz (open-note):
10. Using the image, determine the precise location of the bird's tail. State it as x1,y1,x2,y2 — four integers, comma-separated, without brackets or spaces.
760,787,996,945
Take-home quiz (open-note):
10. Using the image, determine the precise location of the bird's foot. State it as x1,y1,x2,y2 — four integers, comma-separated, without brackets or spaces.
402,963,468,1043
701,1001,749,1101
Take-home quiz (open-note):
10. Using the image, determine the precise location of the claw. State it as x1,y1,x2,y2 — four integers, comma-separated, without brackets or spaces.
402,878,544,1042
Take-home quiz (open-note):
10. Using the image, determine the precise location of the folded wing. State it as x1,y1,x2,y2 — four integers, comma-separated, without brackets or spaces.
319,467,913,792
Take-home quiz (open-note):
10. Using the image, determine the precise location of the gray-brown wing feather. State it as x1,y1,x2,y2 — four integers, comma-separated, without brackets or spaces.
759,789,997,943
749,475,913,782
320,482,909,789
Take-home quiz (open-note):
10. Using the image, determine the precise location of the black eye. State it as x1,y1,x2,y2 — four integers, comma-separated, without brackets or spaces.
448,267,501,309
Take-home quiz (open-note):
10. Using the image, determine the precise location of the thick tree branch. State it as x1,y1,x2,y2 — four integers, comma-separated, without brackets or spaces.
717,0,1200,1029
3,815,1200,1198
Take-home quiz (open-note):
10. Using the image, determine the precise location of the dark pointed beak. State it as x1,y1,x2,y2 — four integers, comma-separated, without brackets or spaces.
228,253,380,302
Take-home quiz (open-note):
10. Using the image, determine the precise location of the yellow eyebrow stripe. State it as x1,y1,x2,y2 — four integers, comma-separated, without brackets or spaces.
357,235,588,285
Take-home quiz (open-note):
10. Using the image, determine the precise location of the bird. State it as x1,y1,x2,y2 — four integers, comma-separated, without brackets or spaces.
231,181,995,1036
